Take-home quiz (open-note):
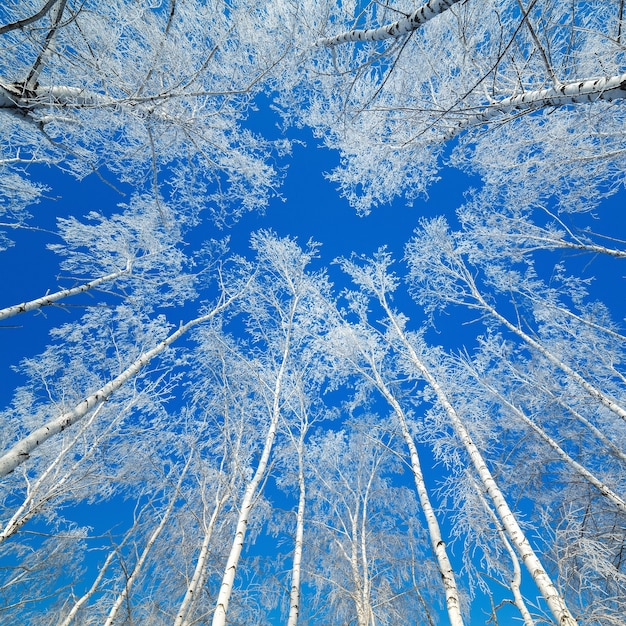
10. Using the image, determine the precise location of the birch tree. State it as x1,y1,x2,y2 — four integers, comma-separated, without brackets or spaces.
326,313,465,625
303,424,434,625
210,231,332,626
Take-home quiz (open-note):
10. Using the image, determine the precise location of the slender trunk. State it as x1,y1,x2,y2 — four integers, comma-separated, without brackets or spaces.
360,473,376,626
522,291,626,342
286,444,306,626
318,0,462,46
473,481,535,626
104,457,192,626
477,377,626,512
210,409,280,626
447,73,626,138
442,250,626,421
0,288,242,478
506,365,626,464
512,233,626,259
59,549,119,626
351,503,367,626
477,291,626,421
378,293,578,626
211,297,298,626
365,358,464,626
0,262,131,321
175,489,229,626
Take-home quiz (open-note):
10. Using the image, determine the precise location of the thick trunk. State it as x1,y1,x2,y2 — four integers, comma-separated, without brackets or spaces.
0,290,241,478
318,0,461,46
447,73,626,138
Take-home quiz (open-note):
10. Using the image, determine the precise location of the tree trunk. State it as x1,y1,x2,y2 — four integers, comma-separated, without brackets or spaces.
0,289,242,478
0,262,131,321
318,0,462,46
446,73,626,139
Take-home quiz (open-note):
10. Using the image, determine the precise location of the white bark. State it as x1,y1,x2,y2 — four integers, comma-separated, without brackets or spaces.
478,293,626,422
211,296,298,626
286,444,306,626
174,489,229,626
479,379,626,512
447,73,626,139
59,549,118,626
0,403,105,543
317,0,462,46
0,288,243,478
364,357,464,626
0,261,131,321
376,292,578,626
473,482,535,626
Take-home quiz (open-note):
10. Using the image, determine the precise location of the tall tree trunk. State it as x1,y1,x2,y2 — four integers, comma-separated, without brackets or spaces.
360,350,464,626
474,373,626,512
286,443,306,626
211,297,298,626
0,287,243,478
174,488,229,626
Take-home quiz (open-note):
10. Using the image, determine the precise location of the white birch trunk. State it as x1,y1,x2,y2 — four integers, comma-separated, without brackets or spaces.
0,289,242,478
507,367,626,464
480,380,626,512
366,359,464,626
476,291,626,422
0,262,131,321
377,294,579,626
472,481,535,626
174,489,229,626
104,457,192,626
59,549,118,626
211,297,298,626
0,403,105,543
286,445,306,626
318,0,461,46
447,73,626,138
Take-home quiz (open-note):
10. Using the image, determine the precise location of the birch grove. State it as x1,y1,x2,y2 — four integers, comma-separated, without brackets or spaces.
1,1,625,624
